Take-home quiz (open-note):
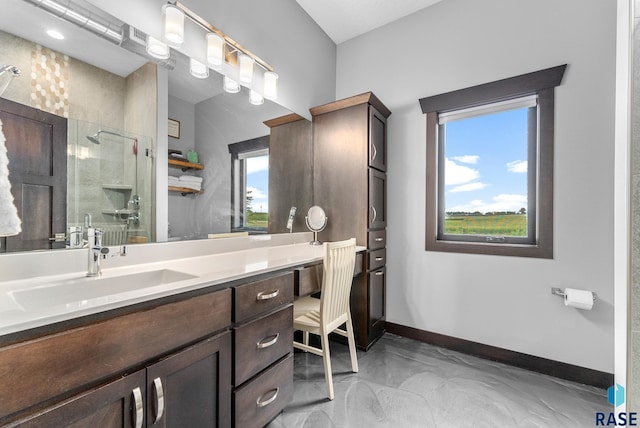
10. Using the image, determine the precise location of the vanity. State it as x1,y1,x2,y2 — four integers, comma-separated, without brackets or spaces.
0,233,362,427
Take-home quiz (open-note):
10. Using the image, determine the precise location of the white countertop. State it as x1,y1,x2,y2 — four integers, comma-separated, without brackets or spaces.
0,241,360,338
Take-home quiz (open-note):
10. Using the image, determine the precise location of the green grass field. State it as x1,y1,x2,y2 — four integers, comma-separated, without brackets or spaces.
444,214,527,236
246,211,268,228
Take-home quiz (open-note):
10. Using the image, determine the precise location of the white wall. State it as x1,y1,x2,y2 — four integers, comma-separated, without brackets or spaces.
336,0,617,372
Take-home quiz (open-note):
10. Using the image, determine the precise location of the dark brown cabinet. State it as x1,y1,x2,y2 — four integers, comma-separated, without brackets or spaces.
265,114,313,234
231,272,294,427
311,92,391,350
145,333,232,428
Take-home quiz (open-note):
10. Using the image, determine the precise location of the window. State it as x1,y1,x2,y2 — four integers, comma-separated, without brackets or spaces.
419,65,566,258
229,136,269,232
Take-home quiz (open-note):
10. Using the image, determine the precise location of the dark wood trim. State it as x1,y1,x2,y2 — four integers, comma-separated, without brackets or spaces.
386,322,612,389
419,64,567,113
228,135,269,155
310,92,391,118
263,113,305,128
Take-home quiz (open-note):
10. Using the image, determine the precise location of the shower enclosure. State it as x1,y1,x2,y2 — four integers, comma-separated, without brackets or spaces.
67,119,153,246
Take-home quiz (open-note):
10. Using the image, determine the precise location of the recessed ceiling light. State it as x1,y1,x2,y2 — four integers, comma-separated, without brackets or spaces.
46,30,65,40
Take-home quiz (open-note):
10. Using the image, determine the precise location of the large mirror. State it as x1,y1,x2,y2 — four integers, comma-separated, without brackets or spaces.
0,0,299,253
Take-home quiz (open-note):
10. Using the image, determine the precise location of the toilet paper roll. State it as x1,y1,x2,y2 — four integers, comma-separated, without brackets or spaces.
564,288,594,310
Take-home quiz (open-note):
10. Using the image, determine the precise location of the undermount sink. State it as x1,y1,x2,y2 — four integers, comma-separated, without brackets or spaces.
11,269,198,310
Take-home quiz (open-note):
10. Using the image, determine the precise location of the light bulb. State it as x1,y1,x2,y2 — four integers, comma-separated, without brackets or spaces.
189,58,209,79
238,54,255,84
146,35,170,60
263,71,278,100
163,4,184,47
207,33,224,69
223,76,240,93
249,90,264,105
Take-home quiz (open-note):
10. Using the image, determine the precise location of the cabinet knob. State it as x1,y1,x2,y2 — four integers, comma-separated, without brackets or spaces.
256,387,279,408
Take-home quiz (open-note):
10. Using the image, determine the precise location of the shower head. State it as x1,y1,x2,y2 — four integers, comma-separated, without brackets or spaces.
0,65,21,97
86,134,101,144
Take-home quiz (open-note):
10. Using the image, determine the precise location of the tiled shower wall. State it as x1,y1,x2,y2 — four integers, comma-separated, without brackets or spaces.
631,3,640,413
0,30,156,245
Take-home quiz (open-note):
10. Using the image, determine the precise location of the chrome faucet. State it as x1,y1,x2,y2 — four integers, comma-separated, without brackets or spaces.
87,227,108,277
87,227,128,277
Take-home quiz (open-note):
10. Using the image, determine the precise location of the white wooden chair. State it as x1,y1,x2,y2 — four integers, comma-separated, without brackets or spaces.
293,238,358,400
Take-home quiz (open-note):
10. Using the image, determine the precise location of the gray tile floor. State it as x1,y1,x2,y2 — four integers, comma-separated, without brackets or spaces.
267,333,610,427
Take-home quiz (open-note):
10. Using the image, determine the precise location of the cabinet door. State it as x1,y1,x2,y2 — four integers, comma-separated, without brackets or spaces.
368,267,386,340
369,169,386,229
146,332,231,428
369,106,387,172
12,370,146,428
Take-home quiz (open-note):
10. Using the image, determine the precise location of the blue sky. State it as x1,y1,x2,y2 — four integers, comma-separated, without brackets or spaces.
246,155,269,212
443,107,529,214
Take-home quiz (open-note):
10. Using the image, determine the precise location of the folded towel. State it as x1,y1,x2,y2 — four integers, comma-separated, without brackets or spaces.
168,176,181,186
179,175,203,183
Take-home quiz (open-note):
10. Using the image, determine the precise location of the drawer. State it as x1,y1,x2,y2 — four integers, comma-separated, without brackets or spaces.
234,355,293,428
234,272,294,322
368,248,386,271
294,264,322,296
368,229,386,250
234,305,293,385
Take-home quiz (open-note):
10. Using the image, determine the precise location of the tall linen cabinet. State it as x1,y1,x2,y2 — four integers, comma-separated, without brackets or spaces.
311,92,390,350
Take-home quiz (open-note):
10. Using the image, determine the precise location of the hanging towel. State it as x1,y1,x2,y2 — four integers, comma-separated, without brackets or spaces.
0,118,21,236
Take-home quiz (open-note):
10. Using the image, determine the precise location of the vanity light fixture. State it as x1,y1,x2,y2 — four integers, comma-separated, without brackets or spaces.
162,4,185,47
206,32,224,70
223,76,240,94
146,35,170,60
189,58,208,79
249,90,264,105
263,71,278,100
168,1,279,101
238,54,254,84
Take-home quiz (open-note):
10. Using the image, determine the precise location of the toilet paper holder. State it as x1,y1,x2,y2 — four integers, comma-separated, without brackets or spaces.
551,287,597,301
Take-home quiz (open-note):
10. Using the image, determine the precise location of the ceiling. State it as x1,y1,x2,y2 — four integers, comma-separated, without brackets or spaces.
295,0,444,44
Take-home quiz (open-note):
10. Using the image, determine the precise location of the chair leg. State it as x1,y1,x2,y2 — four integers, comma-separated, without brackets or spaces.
320,331,334,400
346,318,359,373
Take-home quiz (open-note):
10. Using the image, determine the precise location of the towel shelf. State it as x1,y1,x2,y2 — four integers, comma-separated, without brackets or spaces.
168,159,204,195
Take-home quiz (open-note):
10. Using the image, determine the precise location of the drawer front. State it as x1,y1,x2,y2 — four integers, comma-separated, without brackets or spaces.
234,355,294,428
368,248,386,271
234,272,294,322
294,264,322,297
234,305,293,385
368,229,386,250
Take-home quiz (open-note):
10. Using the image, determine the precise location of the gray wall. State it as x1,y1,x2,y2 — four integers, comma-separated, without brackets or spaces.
336,0,616,372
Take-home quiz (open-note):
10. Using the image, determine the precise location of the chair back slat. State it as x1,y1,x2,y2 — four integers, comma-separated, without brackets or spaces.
320,238,356,325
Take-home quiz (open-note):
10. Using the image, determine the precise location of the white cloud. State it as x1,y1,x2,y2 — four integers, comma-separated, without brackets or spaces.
445,158,480,185
246,156,269,174
450,182,487,193
246,186,267,199
452,155,479,164
447,193,527,213
506,160,527,173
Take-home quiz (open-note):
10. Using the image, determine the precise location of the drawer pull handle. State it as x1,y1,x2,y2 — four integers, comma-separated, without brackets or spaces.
375,237,384,242
375,256,384,261
257,333,280,349
153,377,165,424
256,289,280,301
375,271,384,276
371,143,377,161
370,206,377,223
256,387,279,408
132,387,144,428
